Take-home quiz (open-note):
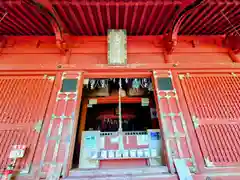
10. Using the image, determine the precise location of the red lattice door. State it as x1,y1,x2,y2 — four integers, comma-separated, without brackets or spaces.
179,72,240,167
0,74,55,174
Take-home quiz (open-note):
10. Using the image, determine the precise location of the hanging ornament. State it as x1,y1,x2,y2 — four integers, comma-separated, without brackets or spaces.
141,78,148,88
89,79,96,90
100,79,105,88
110,119,113,124
132,78,141,89
119,78,122,88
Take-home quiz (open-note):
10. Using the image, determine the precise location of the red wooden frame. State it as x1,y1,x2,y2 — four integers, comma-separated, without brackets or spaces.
67,72,84,174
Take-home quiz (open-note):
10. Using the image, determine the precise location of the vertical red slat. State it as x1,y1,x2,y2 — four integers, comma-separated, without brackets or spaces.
2,79,14,121
0,131,5,169
67,5,84,35
143,4,158,35
24,5,53,35
14,6,43,34
86,3,99,36
17,130,28,170
130,3,138,35
76,4,92,35
26,79,50,168
1,79,15,123
231,125,240,160
1,14,27,35
2,79,14,124
12,79,24,124
115,3,119,30
17,79,34,124
106,2,111,29
149,5,164,35
123,3,128,30
0,130,10,169
136,3,148,35
97,3,105,35
158,5,176,35
17,79,36,124
7,6,34,35
217,77,232,118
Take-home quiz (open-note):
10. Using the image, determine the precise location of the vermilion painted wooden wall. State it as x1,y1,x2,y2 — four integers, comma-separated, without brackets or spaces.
1,35,240,180
0,36,238,71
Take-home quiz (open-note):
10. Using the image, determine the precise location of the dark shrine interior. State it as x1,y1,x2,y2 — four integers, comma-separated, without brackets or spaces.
85,103,159,132
72,77,159,168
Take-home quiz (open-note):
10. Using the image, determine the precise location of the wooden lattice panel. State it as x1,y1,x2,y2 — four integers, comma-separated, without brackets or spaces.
0,75,54,173
179,73,240,167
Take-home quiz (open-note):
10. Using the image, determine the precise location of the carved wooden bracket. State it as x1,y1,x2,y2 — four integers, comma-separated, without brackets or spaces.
34,0,69,54
165,0,204,54
163,33,177,54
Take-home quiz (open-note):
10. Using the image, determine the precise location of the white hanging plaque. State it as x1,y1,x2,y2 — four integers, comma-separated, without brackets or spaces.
108,29,127,65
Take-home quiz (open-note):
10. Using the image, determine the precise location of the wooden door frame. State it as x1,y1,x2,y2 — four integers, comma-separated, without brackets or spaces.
83,70,152,78
67,70,156,173
66,72,84,176
69,69,240,176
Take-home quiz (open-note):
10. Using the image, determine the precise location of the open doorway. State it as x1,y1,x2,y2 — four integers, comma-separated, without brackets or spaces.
72,77,165,170
84,103,158,132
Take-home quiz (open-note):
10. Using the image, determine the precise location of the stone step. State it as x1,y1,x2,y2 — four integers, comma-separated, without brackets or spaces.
64,166,171,180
